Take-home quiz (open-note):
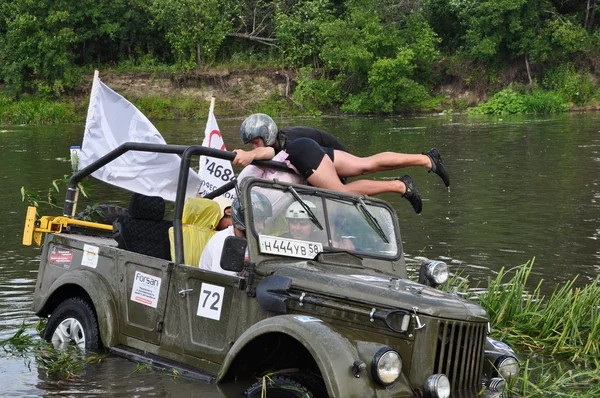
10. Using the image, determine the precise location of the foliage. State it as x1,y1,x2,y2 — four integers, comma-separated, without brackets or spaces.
522,90,569,113
440,259,600,396
477,259,600,362
0,322,106,378
515,359,600,397
0,97,79,124
21,174,89,215
274,0,334,67
291,67,344,113
468,87,568,115
1,0,600,114
250,93,306,118
130,363,153,374
468,88,527,115
543,65,595,105
149,0,237,67
77,204,107,223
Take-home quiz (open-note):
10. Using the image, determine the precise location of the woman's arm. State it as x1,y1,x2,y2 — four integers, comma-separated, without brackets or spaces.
232,147,276,167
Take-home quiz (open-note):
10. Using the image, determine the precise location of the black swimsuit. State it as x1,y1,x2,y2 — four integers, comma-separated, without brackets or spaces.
277,127,347,180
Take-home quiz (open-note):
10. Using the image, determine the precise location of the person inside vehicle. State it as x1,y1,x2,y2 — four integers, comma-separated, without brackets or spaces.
232,114,450,214
199,191,272,275
212,196,233,231
280,200,323,242
329,216,356,251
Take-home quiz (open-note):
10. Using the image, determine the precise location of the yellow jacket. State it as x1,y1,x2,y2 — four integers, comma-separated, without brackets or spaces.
169,197,221,266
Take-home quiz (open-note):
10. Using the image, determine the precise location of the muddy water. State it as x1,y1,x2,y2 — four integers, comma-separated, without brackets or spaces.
1,114,599,395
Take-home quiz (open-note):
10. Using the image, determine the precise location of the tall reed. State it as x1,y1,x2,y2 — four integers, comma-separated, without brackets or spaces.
473,258,600,396
477,258,600,362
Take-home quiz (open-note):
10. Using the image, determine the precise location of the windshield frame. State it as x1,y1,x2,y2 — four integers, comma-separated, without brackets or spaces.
245,179,403,262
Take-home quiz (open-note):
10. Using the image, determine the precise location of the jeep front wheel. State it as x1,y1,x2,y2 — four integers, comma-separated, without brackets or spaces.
43,297,100,350
245,374,318,398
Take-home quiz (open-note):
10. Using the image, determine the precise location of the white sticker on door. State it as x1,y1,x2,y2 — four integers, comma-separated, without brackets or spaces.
197,283,225,321
130,271,162,308
81,244,99,268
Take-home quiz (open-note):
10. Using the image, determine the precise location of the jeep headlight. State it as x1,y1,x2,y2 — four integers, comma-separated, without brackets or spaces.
419,261,449,286
424,374,451,398
371,348,402,386
495,355,519,380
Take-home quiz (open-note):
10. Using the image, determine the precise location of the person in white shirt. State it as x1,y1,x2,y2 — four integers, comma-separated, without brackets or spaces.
199,191,272,275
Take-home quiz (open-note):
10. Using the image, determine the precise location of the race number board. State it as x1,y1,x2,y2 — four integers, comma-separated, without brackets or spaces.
196,283,225,321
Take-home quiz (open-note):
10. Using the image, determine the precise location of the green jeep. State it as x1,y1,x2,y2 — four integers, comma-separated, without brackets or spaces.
24,143,518,397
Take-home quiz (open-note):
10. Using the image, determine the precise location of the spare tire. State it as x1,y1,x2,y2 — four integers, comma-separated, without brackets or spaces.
75,204,128,225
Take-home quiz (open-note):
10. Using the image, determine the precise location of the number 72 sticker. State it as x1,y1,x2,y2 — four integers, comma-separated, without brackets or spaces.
196,283,225,320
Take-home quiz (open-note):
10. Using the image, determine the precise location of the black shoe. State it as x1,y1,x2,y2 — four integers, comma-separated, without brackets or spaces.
425,148,450,187
397,175,422,214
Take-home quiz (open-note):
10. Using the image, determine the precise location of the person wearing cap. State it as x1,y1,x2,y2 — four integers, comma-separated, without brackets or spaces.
199,192,272,275
212,196,233,231
232,114,451,214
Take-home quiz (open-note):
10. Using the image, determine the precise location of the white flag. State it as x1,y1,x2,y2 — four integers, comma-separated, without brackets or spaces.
79,73,202,202
198,98,236,199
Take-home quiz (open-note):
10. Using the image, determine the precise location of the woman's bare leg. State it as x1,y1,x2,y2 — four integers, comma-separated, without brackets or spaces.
332,148,450,187
332,150,431,177
305,156,423,213
306,156,405,195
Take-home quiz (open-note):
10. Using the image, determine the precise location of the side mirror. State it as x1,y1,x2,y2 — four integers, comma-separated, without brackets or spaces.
220,236,247,273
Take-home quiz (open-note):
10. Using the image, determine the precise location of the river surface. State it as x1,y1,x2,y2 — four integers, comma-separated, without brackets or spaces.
1,113,599,396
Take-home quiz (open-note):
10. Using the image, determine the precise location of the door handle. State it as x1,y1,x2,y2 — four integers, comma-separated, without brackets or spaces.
179,288,193,298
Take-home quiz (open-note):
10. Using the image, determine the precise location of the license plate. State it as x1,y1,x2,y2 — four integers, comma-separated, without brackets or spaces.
259,235,323,259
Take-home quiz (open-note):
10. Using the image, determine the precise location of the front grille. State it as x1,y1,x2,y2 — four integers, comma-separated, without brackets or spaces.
434,320,487,391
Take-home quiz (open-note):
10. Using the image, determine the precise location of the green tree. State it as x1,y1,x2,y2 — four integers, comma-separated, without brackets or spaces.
0,0,167,95
312,0,439,113
274,0,335,67
0,0,78,96
149,0,237,67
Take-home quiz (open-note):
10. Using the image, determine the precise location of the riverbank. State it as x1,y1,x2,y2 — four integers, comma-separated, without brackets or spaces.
0,68,301,125
2,67,600,125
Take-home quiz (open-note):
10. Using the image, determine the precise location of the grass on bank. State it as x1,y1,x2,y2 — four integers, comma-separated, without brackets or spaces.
464,258,600,397
0,95,81,125
0,89,305,125
478,259,599,362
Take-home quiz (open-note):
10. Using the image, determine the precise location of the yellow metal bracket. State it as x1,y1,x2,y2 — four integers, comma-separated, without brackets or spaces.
22,206,113,246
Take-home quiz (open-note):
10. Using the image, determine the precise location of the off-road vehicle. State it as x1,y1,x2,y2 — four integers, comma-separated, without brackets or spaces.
23,143,519,397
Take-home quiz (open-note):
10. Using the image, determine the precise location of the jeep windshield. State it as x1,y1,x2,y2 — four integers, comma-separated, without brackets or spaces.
247,181,399,260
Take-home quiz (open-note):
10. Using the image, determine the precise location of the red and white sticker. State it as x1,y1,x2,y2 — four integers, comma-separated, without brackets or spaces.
49,246,73,268
130,271,162,308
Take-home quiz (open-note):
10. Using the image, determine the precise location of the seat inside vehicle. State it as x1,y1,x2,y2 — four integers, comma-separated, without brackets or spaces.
113,193,172,260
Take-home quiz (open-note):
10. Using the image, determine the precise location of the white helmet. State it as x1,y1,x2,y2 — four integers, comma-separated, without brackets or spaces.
286,200,316,220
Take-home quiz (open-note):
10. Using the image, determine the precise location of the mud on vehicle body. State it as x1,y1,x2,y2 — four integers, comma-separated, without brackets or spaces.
24,143,519,397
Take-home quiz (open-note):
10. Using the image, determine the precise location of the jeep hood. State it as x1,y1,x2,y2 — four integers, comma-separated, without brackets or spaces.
259,262,488,322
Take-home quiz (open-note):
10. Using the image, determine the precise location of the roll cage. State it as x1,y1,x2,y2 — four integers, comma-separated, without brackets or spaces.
62,143,293,265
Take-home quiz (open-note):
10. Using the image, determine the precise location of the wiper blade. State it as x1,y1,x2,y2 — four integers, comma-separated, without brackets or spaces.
356,198,389,243
287,186,323,230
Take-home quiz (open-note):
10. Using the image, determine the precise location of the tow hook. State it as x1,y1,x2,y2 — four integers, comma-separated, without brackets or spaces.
412,307,426,330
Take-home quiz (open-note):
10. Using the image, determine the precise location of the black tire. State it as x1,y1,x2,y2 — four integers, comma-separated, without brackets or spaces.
245,374,319,398
75,204,128,225
43,297,101,351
